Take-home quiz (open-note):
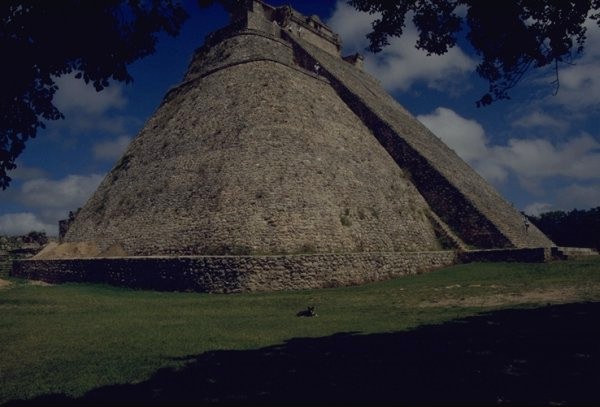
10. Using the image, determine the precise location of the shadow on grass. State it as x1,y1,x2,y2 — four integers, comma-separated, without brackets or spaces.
7,302,600,406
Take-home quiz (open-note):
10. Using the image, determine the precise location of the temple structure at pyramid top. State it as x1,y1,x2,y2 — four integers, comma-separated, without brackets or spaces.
237,0,343,56
13,0,555,292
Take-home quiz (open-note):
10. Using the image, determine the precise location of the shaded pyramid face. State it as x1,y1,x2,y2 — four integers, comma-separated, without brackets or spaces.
63,1,553,257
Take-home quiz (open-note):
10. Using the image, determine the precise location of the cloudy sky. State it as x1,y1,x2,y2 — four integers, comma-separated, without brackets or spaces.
1,0,599,236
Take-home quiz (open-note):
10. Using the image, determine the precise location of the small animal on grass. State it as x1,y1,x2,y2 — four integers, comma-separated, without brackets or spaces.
297,306,317,317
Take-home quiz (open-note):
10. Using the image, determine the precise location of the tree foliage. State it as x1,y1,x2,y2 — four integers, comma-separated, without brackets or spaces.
0,0,188,189
348,0,600,107
528,207,600,250
22,230,49,245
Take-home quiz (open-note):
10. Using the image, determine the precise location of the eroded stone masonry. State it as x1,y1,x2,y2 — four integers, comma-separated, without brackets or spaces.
13,0,554,292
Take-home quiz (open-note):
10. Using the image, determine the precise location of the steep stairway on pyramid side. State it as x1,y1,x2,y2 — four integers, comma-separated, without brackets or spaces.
284,31,553,250
553,247,599,260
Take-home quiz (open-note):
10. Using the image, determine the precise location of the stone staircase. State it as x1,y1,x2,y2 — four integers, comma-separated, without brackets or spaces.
427,211,469,251
285,31,553,250
552,247,599,260
0,252,11,278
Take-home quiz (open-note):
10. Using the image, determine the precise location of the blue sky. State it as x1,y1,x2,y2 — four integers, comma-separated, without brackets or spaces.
1,0,599,236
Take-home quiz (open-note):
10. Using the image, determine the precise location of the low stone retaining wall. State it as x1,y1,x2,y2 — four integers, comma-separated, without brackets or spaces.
12,251,457,293
11,248,553,293
458,247,552,263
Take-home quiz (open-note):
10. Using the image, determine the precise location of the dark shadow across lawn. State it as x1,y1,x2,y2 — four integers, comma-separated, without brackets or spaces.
6,302,600,406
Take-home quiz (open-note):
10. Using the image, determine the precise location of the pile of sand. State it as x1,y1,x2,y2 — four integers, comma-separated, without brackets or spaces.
98,243,128,257
32,241,127,259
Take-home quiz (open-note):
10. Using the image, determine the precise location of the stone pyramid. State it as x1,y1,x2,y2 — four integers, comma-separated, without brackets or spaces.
15,1,553,292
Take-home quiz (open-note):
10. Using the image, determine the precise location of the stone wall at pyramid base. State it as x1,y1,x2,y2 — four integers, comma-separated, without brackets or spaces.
11,248,550,293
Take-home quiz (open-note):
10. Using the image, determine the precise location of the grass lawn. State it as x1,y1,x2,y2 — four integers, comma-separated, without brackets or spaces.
1,257,599,405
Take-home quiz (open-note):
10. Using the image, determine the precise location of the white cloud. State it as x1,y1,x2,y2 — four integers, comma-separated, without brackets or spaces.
327,1,475,93
549,63,600,110
43,73,137,142
417,107,600,192
542,19,600,111
511,111,568,132
417,107,488,162
417,107,507,183
7,165,46,181
523,202,554,216
48,114,132,135
363,32,474,93
53,74,127,115
93,135,132,161
327,1,375,48
492,135,600,180
19,174,104,209
0,212,56,236
555,184,600,210
0,174,105,236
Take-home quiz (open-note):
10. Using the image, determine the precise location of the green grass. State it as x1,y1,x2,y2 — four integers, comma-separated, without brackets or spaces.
1,257,599,403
